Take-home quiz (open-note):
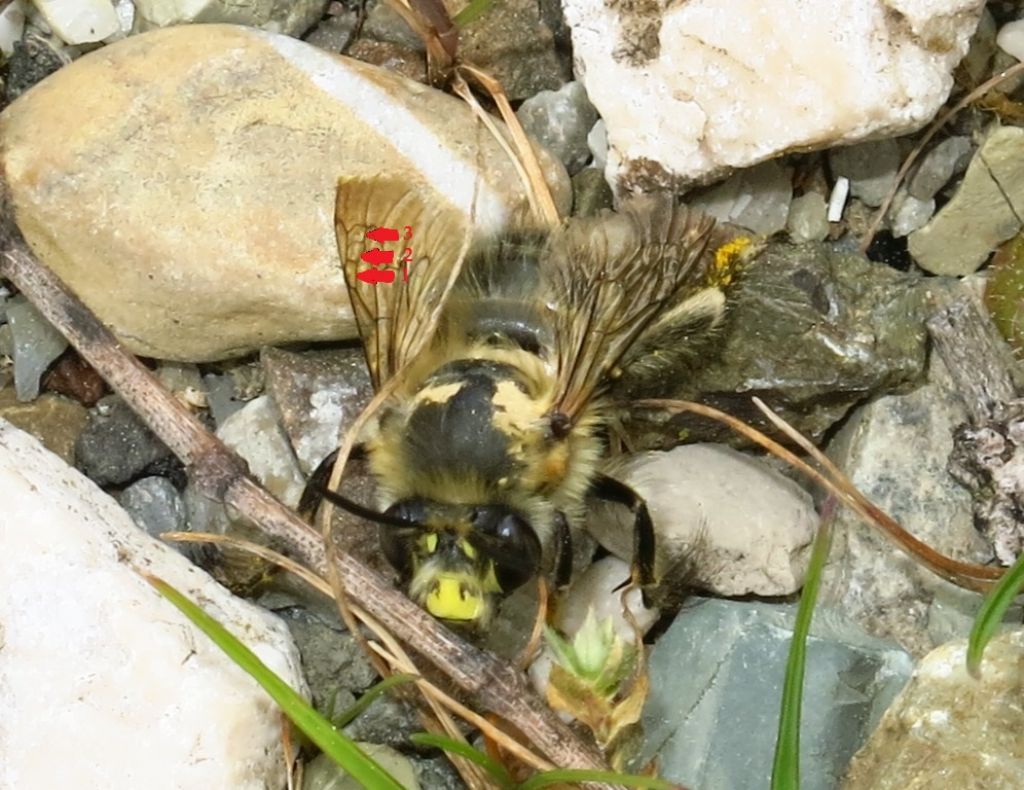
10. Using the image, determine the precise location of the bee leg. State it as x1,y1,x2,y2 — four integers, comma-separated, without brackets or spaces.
298,445,367,521
590,474,657,605
553,511,573,589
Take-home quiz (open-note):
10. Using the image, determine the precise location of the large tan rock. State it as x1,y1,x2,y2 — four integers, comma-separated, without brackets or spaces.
843,629,1024,789
0,24,570,361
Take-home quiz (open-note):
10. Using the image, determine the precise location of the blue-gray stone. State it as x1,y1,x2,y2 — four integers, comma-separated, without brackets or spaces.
641,599,913,790
6,295,68,401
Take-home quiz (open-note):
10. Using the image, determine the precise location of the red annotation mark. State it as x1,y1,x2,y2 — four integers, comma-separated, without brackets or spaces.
357,225,414,285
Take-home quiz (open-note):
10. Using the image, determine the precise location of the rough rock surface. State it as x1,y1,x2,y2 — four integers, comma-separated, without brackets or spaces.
563,0,984,192
643,599,913,790
589,445,816,597
133,0,329,37
0,419,306,789
0,387,87,463
908,126,1024,275
623,242,929,448
0,24,570,362
821,352,994,656
843,629,1024,789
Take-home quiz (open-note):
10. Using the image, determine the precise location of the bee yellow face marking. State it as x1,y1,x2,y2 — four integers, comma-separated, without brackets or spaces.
459,539,477,560
426,574,483,621
423,533,438,553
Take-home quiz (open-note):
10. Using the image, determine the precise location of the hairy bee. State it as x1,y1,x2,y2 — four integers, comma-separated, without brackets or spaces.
303,176,736,628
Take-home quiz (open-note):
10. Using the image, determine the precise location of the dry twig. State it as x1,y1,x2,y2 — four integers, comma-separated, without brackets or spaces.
0,222,612,778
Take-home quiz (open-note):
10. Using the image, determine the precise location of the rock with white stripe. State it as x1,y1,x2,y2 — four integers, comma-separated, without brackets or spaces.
0,24,570,362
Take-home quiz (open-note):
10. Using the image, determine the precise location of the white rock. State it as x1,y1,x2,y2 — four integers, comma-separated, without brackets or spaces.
0,0,27,56
587,118,608,171
564,0,984,192
133,0,329,37
0,419,306,789
32,0,119,44
0,25,570,362
588,445,816,597
996,19,1024,62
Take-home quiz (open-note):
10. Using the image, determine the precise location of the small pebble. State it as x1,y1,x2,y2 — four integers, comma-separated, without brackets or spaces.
587,119,608,171
75,395,177,485
302,747,420,790
689,159,793,236
203,372,245,427
516,81,599,175
33,0,119,45
0,0,27,57
118,476,187,545
996,19,1024,62
907,136,972,201
4,33,68,101
6,295,68,402
890,192,935,238
827,176,850,222
786,191,830,242
829,138,900,208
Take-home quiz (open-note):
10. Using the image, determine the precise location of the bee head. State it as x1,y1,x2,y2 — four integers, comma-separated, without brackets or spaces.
380,499,542,627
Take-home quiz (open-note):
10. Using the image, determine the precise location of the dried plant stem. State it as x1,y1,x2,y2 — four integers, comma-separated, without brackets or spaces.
860,60,1024,253
641,399,1003,592
0,230,610,777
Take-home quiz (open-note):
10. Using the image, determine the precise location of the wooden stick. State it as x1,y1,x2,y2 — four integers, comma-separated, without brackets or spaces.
0,222,610,777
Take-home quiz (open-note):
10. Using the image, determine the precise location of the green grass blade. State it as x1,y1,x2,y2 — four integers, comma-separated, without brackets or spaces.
516,769,677,790
771,510,833,790
146,575,405,790
452,0,491,27
333,673,417,729
967,550,1024,676
409,732,515,787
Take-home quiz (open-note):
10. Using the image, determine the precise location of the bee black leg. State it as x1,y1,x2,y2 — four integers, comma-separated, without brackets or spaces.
297,445,366,521
589,474,657,598
553,512,573,589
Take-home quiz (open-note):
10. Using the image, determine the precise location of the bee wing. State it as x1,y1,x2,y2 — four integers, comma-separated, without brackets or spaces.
542,194,717,419
335,176,472,389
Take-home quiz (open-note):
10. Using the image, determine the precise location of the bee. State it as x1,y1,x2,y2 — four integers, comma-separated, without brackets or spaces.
301,176,737,628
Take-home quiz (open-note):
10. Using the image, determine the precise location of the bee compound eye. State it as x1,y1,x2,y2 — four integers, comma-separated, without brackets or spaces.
378,526,414,579
489,512,542,592
384,498,427,525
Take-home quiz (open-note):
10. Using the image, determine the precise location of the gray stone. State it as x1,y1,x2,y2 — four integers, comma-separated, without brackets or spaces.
843,629,1024,789
889,192,935,238
409,755,465,790
202,372,245,427
303,746,420,790
589,445,816,598
907,136,973,201
571,166,613,217
624,242,929,448
821,352,994,656
456,0,568,100
185,395,304,588
304,10,360,54
4,33,69,102
786,191,830,242
641,599,913,790
261,347,373,475
75,395,177,486
829,138,901,208
343,694,421,750
261,602,378,713
908,126,1024,276
689,159,793,235
516,82,599,175
360,0,424,52
117,476,187,543
5,295,68,401
133,0,330,38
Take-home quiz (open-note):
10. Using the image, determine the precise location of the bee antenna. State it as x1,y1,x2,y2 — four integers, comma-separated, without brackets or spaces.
319,488,419,529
